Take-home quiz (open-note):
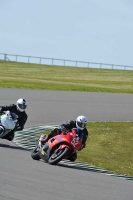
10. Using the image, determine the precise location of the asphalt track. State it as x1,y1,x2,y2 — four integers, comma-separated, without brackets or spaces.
0,88,133,200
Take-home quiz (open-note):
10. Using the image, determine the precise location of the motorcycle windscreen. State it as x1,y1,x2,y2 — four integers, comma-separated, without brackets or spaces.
1,115,16,129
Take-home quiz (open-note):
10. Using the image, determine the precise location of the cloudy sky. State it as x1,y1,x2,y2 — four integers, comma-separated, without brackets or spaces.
1,0,133,66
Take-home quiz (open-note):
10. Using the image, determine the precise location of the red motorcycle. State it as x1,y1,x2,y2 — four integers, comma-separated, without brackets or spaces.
31,128,83,165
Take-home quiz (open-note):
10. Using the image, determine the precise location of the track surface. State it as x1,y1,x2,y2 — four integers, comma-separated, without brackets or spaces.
0,88,133,200
0,88,133,125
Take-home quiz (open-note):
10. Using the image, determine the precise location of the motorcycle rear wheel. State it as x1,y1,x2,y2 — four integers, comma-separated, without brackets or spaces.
48,147,70,165
31,146,41,160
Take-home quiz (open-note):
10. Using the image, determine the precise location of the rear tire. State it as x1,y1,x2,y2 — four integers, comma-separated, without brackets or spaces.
48,147,70,165
31,146,41,160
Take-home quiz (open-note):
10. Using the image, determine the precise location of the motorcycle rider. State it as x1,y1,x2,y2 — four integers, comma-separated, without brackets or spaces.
0,98,28,141
39,115,88,162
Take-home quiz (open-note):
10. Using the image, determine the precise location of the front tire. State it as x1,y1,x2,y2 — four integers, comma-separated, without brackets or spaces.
31,146,41,160
48,147,70,165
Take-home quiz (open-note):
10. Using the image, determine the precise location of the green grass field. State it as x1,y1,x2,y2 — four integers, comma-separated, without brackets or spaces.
80,122,133,177
0,60,133,176
0,60,133,93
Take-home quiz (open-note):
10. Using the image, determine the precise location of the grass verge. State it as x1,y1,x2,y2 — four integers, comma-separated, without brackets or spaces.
78,122,133,177
0,60,133,93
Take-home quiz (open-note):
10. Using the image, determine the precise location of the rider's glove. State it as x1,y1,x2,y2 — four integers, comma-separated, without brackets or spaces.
61,128,68,134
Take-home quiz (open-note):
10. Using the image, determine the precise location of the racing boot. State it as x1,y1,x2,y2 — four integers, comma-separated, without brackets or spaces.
66,151,77,162
38,134,48,147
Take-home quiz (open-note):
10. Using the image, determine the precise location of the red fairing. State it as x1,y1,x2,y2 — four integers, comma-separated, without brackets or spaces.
59,144,70,150
48,129,82,153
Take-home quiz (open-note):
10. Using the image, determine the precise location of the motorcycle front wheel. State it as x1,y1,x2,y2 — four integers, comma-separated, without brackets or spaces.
48,147,70,165
31,146,41,160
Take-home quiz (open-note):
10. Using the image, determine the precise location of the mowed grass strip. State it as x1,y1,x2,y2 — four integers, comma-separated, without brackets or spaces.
78,122,133,177
0,61,133,93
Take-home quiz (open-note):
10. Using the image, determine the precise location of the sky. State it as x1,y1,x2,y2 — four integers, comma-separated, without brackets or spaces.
1,0,133,66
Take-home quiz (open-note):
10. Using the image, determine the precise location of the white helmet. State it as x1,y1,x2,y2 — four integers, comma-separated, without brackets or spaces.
76,115,88,130
16,98,28,112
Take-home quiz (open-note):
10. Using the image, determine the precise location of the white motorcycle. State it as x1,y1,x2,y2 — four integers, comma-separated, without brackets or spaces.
0,111,18,138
